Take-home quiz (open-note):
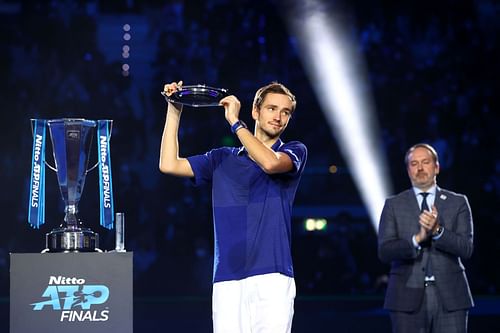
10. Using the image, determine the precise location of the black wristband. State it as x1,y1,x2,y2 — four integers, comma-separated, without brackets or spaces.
230,120,247,134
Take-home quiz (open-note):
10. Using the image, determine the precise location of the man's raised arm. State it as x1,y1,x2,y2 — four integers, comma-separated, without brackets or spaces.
159,82,194,177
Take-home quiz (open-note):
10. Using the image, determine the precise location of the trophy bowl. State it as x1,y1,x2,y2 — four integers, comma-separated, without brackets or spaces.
161,84,229,107
45,119,99,252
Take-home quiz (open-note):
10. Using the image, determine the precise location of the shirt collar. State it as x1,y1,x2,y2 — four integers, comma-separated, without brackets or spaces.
412,184,437,197
236,138,284,156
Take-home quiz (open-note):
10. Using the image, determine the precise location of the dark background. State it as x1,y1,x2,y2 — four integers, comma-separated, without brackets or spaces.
1,0,499,332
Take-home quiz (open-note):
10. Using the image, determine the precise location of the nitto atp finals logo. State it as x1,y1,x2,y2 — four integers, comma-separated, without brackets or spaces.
31,275,110,322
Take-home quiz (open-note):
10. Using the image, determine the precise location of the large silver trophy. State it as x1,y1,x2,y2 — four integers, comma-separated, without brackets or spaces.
28,118,115,252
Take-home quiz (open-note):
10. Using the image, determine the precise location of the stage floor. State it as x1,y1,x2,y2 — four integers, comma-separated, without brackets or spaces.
3,295,500,332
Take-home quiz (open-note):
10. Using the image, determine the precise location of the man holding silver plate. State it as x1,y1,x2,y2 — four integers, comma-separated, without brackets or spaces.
159,81,307,332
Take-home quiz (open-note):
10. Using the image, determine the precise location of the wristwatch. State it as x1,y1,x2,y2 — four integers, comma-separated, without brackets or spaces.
230,120,247,134
432,225,443,237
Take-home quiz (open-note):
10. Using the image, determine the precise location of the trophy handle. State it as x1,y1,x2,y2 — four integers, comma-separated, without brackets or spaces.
44,161,58,172
86,120,113,173
87,162,99,172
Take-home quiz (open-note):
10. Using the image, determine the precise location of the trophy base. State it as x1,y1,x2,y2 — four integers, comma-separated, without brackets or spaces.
45,228,99,252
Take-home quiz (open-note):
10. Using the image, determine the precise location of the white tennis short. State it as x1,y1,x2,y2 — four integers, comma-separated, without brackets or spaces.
212,273,296,333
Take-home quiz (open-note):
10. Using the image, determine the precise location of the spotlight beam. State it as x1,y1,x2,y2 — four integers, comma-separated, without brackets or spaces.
284,0,392,230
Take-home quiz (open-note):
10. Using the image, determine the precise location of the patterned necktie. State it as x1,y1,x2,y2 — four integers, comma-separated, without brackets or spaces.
420,192,433,277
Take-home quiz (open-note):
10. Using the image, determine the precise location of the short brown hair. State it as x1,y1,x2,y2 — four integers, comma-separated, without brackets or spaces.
252,82,296,112
404,143,439,166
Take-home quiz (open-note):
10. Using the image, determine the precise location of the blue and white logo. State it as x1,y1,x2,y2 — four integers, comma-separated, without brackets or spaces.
31,275,110,322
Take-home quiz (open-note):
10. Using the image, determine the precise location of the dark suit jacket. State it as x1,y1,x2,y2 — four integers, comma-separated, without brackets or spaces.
378,187,474,312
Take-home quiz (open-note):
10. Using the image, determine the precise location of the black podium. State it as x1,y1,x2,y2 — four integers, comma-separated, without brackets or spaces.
10,252,133,333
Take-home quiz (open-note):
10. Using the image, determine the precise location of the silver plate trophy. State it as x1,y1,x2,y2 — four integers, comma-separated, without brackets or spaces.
161,84,229,107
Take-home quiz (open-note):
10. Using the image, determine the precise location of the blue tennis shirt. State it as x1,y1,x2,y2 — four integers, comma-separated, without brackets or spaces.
187,139,307,283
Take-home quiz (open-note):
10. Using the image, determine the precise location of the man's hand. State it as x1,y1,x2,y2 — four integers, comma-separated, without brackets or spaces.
219,95,241,125
415,205,438,243
164,81,183,97
163,81,184,112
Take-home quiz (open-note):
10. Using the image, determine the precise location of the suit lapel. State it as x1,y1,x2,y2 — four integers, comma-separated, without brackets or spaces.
403,190,421,234
405,189,420,214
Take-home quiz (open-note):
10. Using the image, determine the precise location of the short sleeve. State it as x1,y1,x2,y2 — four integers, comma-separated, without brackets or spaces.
279,141,307,176
187,147,232,186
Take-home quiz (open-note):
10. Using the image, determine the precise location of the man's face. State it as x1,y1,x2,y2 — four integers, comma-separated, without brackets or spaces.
407,147,439,190
252,93,293,139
